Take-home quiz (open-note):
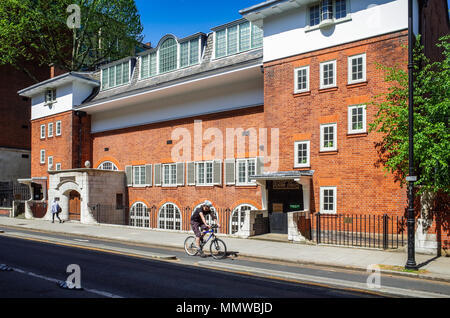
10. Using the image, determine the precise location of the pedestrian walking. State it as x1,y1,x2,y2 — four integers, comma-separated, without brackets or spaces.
51,198,63,224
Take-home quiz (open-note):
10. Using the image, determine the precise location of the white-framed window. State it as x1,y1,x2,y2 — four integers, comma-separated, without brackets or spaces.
320,60,337,89
158,203,182,231
162,163,177,187
45,89,56,105
320,186,337,214
48,123,54,138
130,202,150,228
159,38,178,74
40,150,45,164
294,66,310,93
348,53,367,84
231,204,256,235
236,158,257,186
48,156,53,170
180,38,200,68
140,51,158,79
101,60,130,90
40,125,46,139
196,161,214,186
320,123,338,152
98,161,119,171
294,141,311,168
56,121,62,136
214,21,263,59
348,105,367,134
133,166,146,186
309,0,349,27
55,163,62,171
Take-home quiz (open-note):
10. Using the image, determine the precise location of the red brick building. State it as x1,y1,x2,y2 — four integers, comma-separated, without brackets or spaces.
18,0,449,253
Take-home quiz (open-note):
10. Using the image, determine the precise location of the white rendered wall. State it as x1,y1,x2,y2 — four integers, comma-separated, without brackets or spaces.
262,0,416,63
90,77,264,133
31,83,74,120
72,81,95,106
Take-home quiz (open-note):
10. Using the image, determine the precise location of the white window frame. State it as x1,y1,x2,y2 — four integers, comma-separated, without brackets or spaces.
98,161,119,171
130,202,150,228
348,105,367,134
230,204,256,235
196,161,214,186
40,125,46,139
320,123,338,152
306,0,351,31
48,156,53,170
44,89,56,105
158,203,182,231
56,121,62,136
40,150,45,164
294,141,311,168
48,123,54,138
235,158,257,186
101,60,131,91
162,163,177,187
294,66,310,94
133,165,146,187
320,186,337,214
348,53,367,84
55,163,62,171
320,60,337,89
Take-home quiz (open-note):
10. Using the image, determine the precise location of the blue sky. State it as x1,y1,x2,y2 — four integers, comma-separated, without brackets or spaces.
135,0,263,45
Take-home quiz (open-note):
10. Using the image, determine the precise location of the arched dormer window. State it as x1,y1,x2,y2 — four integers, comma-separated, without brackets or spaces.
159,38,178,74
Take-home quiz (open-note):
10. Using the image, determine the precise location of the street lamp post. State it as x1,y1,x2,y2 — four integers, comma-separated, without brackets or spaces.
405,0,418,270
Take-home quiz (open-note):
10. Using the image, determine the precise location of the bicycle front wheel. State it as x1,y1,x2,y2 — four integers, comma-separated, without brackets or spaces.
184,236,199,256
210,238,227,260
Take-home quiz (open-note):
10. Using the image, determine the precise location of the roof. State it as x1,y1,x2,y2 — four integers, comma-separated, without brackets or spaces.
252,170,315,180
240,0,315,23
18,72,100,98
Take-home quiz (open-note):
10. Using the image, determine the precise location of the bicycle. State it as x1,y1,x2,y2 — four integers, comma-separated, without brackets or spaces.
184,224,227,260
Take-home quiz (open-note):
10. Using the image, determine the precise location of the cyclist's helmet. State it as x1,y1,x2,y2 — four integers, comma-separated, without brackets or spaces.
203,200,213,209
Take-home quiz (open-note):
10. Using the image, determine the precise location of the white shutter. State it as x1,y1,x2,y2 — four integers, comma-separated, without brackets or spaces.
176,162,185,186
213,160,222,186
125,166,133,187
145,164,153,186
187,162,195,186
225,159,236,185
154,164,162,186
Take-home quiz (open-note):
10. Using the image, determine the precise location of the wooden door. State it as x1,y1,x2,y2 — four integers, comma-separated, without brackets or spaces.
69,191,81,221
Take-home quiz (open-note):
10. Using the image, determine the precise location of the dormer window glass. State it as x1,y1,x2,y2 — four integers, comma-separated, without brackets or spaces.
101,60,130,90
45,89,56,105
214,21,263,59
159,38,178,74
309,0,348,27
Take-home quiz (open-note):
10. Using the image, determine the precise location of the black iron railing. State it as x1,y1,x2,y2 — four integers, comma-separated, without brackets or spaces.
312,213,406,250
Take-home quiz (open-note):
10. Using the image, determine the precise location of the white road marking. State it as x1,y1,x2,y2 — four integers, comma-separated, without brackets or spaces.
73,239,90,242
10,267,123,298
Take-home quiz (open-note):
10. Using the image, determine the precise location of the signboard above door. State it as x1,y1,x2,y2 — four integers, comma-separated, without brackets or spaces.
272,180,300,190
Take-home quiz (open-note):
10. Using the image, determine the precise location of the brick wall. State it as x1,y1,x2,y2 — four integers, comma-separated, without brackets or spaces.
0,63,49,150
263,31,410,217
92,106,265,213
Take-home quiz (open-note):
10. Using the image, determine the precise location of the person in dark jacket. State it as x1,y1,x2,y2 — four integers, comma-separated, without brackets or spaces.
190,200,220,257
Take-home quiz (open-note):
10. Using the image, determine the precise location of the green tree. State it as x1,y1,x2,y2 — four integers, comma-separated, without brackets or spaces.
370,35,449,228
0,0,143,82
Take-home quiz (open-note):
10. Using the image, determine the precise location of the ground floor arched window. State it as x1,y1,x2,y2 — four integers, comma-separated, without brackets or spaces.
130,202,149,228
231,204,256,235
158,203,182,231
98,161,119,171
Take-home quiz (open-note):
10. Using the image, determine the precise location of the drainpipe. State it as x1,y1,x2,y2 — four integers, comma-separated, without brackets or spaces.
74,111,87,169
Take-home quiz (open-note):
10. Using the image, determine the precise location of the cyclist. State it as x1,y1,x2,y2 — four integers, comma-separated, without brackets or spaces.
190,200,221,257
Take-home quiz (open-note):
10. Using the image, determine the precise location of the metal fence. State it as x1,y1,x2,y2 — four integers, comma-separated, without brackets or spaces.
312,213,407,250
0,182,30,208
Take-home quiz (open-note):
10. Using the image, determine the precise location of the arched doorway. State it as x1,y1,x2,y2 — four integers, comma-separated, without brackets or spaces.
69,190,81,221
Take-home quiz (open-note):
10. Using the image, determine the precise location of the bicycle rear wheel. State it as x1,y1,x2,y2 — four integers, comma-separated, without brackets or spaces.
210,238,227,260
184,236,199,256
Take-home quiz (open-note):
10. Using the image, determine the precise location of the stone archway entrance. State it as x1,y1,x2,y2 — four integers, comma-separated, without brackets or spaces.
68,190,81,221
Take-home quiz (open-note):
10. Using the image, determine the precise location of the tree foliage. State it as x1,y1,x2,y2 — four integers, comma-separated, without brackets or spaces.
0,0,143,82
370,35,450,196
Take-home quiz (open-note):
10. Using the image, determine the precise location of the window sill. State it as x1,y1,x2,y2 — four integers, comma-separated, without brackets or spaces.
347,81,368,89
319,150,338,155
347,132,368,138
293,91,311,98
305,16,352,33
318,87,338,93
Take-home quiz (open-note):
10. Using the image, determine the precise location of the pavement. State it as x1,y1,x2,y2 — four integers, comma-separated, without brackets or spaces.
0,217,449,283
